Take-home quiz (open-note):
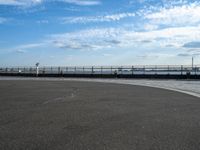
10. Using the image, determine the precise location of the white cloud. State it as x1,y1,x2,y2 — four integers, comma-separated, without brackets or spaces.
36,20,49,24
65,7,80,11
0,0,24,5
61,0,101,6
50,28,124,50
0,0,100,6
104,13,135,21
144,2,200,26
49,25,200,51
5,43,45,54
16,43,44,49
61,13,135,24
12,43,45,53
0,0,43,6
143,24,158,31
16,49,26,53
138,53,174,59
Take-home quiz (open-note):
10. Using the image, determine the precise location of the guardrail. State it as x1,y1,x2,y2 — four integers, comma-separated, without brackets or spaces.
0,65,200,79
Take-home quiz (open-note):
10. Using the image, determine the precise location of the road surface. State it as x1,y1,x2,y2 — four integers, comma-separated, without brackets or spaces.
0,80,200,150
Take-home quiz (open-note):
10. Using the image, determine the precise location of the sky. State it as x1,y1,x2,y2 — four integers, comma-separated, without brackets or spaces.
0,0,200,67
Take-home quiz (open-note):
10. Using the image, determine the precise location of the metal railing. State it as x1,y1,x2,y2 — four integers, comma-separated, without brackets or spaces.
0,65,200,76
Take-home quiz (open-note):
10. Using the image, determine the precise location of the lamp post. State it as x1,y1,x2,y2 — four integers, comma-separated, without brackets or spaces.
36,62,39,77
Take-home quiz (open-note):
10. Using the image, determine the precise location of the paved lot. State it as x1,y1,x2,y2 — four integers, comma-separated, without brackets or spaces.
0,80,200,150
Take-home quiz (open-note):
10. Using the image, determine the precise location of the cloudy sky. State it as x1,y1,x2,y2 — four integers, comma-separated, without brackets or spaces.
0,0,200,66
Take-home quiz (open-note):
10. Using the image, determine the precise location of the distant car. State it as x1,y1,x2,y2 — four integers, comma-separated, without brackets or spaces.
18,70,22,73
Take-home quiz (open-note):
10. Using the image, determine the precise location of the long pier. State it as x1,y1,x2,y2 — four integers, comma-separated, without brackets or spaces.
0,65,200,79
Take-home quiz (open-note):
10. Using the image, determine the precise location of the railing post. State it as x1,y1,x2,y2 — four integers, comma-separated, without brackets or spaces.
43,67,45,74
181,65,183,75
91,66,94,74
60,68,63,76
101,66,103,75
168,65,170,75
83,67,84,74
66,67,68,74
111,66,112,74
155,66,157,75
195,65,197,76
58,67,60,74
132,66,134,75
143,66,145,75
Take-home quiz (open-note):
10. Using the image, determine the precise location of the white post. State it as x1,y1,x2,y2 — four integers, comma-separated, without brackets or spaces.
35,63,39,77
36,66,39,76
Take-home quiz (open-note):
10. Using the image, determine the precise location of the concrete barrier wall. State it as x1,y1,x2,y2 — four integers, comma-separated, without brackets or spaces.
0,72,200,79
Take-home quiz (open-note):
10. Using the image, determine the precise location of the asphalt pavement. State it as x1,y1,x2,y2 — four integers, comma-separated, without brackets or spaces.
0,80,200,150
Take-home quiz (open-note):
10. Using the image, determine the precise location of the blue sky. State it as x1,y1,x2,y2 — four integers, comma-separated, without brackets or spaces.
0,0,200,66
